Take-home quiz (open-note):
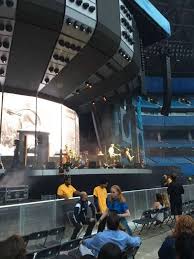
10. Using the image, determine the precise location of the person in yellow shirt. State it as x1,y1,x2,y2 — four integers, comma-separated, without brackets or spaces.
93,178,108,232
57,175,80,199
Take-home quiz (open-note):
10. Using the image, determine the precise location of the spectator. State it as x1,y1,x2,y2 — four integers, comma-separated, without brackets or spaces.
161,193,170,208
98,243,122,259
80,212,141,257
0,235,26,259
71,192,96,240
152,193,164,224
175,233,194,259
93,178,108,232
158,215,194,259
167,174,184,221
80,255,96,259
57,175,80,199
161,174,169,187
98,185,132,235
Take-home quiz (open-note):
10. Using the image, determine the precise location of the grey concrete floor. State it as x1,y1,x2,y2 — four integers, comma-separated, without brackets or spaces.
135,226,171,259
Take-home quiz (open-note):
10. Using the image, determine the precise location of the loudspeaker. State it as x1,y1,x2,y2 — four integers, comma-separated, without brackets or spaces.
161,55,172,116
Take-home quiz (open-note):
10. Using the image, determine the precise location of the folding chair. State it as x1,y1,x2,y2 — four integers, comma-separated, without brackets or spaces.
133,209,156,234
33,245,61,259
58,239,82,259
122,245,140,259
44,226,65,248
26,230,48,253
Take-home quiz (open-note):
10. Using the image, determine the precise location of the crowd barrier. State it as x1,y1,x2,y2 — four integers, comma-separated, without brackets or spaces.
0,184,194,241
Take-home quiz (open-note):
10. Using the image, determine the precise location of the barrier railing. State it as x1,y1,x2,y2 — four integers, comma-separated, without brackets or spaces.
0,184,194,241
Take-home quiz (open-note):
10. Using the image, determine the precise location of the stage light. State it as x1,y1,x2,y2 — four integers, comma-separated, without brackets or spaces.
86,27,92,34
75,89,80,94
5,24,13,32
0,23,4,31
53,54,59,60
6,0,14,7
71,44,76,51
0,68,4,75
92,101,95,105
66,18,72,25
73,22,79,29
76,0,82,6
64,41,71,49
82,2,89,9
1,55,7,63
44,77,49,83
64,57,70,63
49,66,54,72
89,6,95,13
3,40,9,49
54,68,59,74
103,96,107,102
59,56,65,62
80,25,86,32
76,46,81,51
59,39,65,47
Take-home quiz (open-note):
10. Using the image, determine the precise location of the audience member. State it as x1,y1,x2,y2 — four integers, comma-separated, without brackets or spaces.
93,178,108,232
98,243,122,259
175,232,194,259
80,212,141,257
158,215,194,259
152,193,164,224
167,174,184,221
71,192,96,240
161,193,170,208
57,175,80,199
80,255,96,259
98,185,132,235
0,235,26,259
161,174,169,187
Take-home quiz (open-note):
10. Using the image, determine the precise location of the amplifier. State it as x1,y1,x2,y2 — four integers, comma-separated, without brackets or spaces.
0,185,29,204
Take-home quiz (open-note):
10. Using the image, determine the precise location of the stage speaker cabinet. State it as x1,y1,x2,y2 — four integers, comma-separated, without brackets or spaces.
161,55,172,116
88,161,99,169
120,107,132,144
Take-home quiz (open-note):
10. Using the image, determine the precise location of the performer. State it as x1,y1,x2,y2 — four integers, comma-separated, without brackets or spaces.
97,150,104,168
125,148,134,162
57,175,80,199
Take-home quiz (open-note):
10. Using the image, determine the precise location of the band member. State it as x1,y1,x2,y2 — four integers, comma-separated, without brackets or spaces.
108,144,115,158
125,148,134,162
97,150,104,168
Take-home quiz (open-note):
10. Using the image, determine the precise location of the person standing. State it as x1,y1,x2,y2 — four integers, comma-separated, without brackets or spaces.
167,174,184,221
71,192,96,240
97,185,132,236
93,179,108,232
57,175,80,199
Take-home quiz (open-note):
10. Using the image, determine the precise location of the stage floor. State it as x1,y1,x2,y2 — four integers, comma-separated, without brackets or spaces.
27,168,152,176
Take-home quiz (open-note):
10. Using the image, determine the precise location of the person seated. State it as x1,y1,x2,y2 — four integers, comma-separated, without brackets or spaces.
0,235,26,259
80,212,141,257
175,232,194,259
152,193,164,224
71,192,96,240
57,175,80,199
158,215,194,259
98,243,123,259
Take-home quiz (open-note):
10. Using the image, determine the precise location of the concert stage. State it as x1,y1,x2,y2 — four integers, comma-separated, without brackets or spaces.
26,168,163,199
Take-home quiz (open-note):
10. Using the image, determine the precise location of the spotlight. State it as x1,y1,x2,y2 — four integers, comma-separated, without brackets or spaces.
73,22,79,29
76,46,81,51
89,6,95,13
76,0,82,6
80,25,86,32
6,0,14,7
86,27,92,34
3,40,9,49
45,77,49,83
103,96,107,102
0,23,4,31
82,2,89,9
5,24,13,32
75,89,80,94
92,101,95,105
66,18,72,25
71,44,76,51
0,42,2,48
0,68,4,75
49,66,54,72
53,54,59,60
59,39,65,47
1,55,7,63
64,42,71,49
64,57,70,63
59,56,65,62
54,68,59,74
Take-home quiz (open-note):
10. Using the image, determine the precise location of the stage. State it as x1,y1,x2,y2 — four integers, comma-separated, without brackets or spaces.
24,168,164,199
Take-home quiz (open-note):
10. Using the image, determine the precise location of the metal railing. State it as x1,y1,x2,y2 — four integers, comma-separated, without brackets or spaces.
0,184,194,241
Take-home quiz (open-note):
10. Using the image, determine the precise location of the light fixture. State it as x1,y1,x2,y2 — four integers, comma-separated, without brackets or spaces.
103,96,107,102
3,40,9,49
49,66,54,72
54,68,59,74
5,24,13,32
59,39,65,47
44,77,49,83
80,25,86,32
89,6,95,13
82,2,89,9
86,27,92,34
66,18,72,25
73,22,79,29
92,101,95,105
1,55,7,63
6,0,14,7
59,56,65,62
53,54,59,60
64,57,70,63
75,89,80,94
0,23,4,31
0,68,4,75
76,0,82,6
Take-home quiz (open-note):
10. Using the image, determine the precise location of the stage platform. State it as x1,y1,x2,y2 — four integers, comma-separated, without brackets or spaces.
25,168,163,199
27,168,152,176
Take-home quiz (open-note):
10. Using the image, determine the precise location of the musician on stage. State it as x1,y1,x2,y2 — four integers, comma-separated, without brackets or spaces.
125,148,134,163
108,144,116,166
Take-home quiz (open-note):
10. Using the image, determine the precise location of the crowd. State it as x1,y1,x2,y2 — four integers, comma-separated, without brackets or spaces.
0,173,193,259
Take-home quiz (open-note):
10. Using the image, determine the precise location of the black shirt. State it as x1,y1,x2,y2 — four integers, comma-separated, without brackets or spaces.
167,182,184,203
